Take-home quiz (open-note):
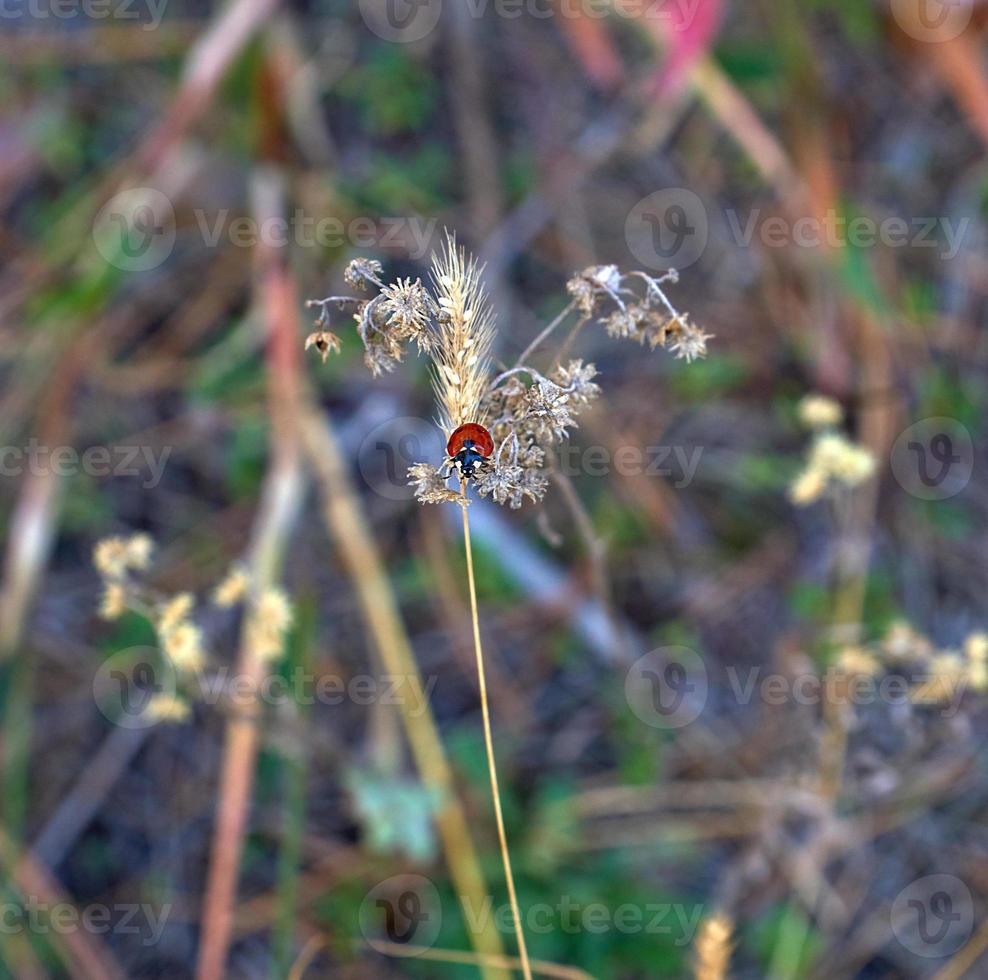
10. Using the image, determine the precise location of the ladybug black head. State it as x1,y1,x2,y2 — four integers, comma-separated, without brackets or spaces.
450,440,489,480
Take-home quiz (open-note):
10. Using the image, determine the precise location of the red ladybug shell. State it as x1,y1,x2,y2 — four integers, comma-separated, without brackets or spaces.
447,423,494,458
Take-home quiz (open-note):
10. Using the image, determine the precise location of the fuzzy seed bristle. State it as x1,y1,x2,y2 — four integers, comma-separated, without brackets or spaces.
429,235,495,435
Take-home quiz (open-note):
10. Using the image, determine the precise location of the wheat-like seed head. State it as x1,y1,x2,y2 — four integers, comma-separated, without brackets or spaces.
430,235,495,435
693,913,733,980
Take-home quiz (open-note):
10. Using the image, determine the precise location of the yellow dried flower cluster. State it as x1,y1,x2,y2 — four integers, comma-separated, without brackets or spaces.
151,591,205,674
790,395,876,505
835,646,880,677
99,583,128,621
213,566,249,607
93,540,297,725
162,622,205,673
93,533,154,582
248,588,294,663
797,394,843,429
158,592,194,635
93,533,155,620
835,621,988,706
144,694,191,724
965,632,988,691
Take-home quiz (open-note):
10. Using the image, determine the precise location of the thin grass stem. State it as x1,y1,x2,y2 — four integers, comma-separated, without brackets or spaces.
459,485,533,980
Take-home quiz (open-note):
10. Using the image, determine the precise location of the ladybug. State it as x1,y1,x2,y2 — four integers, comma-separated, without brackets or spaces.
446,423,494,480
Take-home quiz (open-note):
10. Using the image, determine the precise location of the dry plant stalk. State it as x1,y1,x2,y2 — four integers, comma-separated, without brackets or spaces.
306,233,709,978
299,402,511,980
431,240,533,979
197,171,303,980
693,912,734,980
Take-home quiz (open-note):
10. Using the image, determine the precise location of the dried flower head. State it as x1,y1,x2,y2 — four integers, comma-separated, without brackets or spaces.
798,393,843,429
126,533,154,570
379,277,435,352
567,264,624,316
474,463,548,509
790,410,876,507
158,592,194,636
308,237,708,511
248,588,294,662
99,583,128,621
912,652,968,705
94,533,154,580
163,622,206,673
145,694,190,724
408,462,463,504
213,566,249,607
836,646,880,677
882,621,933,662
965,632,988,690
665,316,713,363
304,329,342,364
789,467,827,506
965,632,988,663
343,257,384,291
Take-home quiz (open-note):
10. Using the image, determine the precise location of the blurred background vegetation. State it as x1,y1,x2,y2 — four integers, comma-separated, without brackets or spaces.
2,0,988,977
